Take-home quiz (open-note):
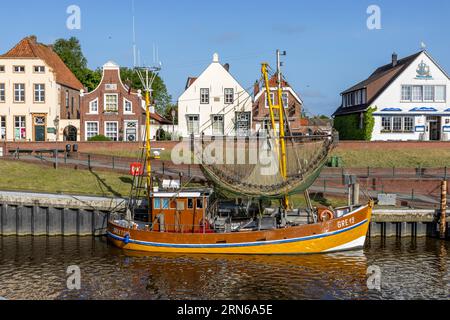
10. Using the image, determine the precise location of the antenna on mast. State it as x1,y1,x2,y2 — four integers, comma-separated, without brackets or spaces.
132,0,137,67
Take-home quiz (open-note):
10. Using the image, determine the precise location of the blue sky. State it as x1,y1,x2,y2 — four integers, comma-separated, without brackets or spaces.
1,0,450,116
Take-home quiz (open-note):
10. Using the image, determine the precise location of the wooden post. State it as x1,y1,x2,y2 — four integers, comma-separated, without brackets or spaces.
440,180,447,240
352,183,360,206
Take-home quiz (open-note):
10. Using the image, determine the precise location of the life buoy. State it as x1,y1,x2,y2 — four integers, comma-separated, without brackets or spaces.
319,210,335,222
123,233,131,245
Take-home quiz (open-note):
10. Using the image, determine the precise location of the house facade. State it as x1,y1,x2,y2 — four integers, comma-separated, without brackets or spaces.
80,61,145,142
177,53,253,137
252,76,305,134
333,50,450,141
0,36,83,142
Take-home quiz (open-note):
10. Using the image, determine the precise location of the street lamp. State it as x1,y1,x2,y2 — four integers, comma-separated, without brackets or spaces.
171,108,176,140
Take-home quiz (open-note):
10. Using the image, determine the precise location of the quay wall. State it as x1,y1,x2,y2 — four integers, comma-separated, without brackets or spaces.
0,191,447,238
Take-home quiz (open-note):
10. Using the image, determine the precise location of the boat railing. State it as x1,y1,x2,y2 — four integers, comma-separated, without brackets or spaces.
129,222,214,234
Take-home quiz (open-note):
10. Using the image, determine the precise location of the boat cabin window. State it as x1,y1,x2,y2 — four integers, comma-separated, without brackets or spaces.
170,200,177,209
154,198,161,209
196,198,204,209
162,199,170,209
177,201,185,211
188,199,194,209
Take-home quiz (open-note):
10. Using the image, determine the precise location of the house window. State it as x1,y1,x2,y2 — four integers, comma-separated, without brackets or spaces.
89,99,98,114
14,84,25,102
393,117,403,132
105,94,118,112
187,115,199,135
236,112,251,136
401,85,412,101
125,121,138,142
435,86,446,102
282,92,289,108
86,122,99,140
154,198,161,209
224,88,234,104
200,88,210,104
13,66,25,73
14,116,26,140
265,93,275,108
404,117,414,132
0,66,4,72
0,83,5,102
0,116,6,140
34,66,45,73
124,99,133,113
212,115,224,135
65,90,69,107
34,84,45,102
105,122,118,141
424,86,434,102
412,86,423,101
381,117,392,132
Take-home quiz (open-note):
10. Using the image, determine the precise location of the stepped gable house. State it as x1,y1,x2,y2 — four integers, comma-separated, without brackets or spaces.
252,75,306,134
0,36,83,141
80,61,146,142
333,50,450,141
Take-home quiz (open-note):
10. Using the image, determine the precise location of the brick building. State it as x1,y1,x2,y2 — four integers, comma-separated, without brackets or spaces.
252,75,305,134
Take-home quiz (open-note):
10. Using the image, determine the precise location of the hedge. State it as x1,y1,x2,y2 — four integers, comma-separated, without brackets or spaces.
333,107,376,141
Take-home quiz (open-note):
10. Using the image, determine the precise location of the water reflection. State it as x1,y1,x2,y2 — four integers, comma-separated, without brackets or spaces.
0,236,448,300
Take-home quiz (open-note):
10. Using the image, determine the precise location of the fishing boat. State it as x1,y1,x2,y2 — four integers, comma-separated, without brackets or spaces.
107,51,373,255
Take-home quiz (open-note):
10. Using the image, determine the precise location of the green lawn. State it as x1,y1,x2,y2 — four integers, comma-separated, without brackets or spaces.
331,147,450,168
0,160,132,197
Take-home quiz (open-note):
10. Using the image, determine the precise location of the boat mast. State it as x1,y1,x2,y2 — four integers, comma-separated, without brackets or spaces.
261,50,289,210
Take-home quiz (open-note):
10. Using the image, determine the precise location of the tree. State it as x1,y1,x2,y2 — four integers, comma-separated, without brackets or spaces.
120,68,172,114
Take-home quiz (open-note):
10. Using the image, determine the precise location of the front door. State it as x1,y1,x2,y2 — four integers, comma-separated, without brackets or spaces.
427,116,441,141
33,115,46,142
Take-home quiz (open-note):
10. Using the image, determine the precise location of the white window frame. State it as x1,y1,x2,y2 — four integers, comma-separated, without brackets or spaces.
14,83,25,103
282,92,289,108
124,98,133,114
224,88,234,104
435,85,446,102
265,93,275,108
187,114,200,135
212,114,224,136
404,116,414,132
200,88,210,104
0,116,6,140
89,98,99,114
0,83,5,103
14,116,26,140
13,66,25,73
104,121,119,141
423,85,434,102
85,121,99,140
381,117,392,133
104,93,119,113
34,66,45,73
34,84,45,103
124,120,139,142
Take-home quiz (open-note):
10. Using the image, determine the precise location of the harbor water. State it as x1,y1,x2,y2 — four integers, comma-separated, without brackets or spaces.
0,236,449,300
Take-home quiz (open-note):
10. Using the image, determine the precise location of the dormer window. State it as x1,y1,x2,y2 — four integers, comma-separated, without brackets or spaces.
343,89,366,108
13,66,25,73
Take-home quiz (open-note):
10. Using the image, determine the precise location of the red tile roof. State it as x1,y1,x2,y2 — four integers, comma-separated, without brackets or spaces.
1,36,84,90
151,112,172,125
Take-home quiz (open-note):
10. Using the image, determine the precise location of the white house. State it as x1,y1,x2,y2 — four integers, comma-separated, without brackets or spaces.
177,53,253,137
333,50,450,141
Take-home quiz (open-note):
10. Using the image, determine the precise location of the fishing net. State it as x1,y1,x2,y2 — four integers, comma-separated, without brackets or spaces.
192,133,337,199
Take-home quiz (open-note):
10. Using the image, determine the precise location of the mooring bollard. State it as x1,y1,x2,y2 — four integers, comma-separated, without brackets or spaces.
88,154,91,169
440,180,447,239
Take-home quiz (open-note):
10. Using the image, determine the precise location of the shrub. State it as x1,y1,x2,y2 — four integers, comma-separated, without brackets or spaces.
88,135,112,142
333,107,376,141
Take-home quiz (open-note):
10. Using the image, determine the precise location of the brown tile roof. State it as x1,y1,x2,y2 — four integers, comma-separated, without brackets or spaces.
1,36,84,90
151,112,172,125
333,51,423,117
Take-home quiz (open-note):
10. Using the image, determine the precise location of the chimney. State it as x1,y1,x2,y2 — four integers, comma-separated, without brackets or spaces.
254,80,260,96
392,52,398,67
223,63,230,72
28,35,37,43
